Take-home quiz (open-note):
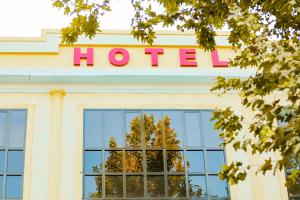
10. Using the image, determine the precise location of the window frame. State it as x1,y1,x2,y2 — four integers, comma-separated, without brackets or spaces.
83,109,229,200
0,109,27,200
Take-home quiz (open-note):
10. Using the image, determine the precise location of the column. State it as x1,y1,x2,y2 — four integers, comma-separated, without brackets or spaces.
48,90,65,200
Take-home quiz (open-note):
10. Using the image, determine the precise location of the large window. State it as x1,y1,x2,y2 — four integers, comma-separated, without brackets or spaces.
83,110,228,199
0,110,26,199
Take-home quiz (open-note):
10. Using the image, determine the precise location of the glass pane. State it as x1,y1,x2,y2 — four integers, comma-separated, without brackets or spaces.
147,175,165,197
188,176,206,197
7,151,24,174
125,151,143,172
84,151,102,173
126,175,144,198
146,150,163,172
168,175,186,197
125,112,141,147
105,150,123,172
0,151,4,173
0,112,6,147
207,175,228,198
201,111,222,147
104,111,124,148
167,150,185,172
143,111,162,147
9,110,26,148
105,176,123,198
84,111,102,148
163,111,184,148
187,151,205,172
84,175,102,198
6,176,23,198
185,112,202,147
206,151,225,173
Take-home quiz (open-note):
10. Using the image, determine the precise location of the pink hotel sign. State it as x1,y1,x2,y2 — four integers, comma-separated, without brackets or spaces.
73,48,229,67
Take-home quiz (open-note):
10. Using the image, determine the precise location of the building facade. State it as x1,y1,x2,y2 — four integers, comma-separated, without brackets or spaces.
0,30,291,200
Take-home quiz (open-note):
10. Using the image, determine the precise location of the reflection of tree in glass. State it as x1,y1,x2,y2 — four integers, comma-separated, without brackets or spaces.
88,113,205,198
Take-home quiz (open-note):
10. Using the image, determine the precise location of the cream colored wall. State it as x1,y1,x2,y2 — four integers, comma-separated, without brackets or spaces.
0,88,289,200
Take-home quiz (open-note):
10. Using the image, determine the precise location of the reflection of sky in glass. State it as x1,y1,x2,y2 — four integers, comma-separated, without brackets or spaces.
104,111,123,147
163,111,184,147
0,151,4,173
0,113,6,147
84,151,102,173
185,112,201,147
189,176,206,197
9,111,26,148
84,176,101,198
6,176,23,198
207,175,228,197
7,151,24,174
84,111,102,148
187,151,205,172
206,151,224,173
201,111,222,148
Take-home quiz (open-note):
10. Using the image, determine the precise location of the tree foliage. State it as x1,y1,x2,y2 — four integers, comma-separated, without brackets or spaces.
53,0,300,191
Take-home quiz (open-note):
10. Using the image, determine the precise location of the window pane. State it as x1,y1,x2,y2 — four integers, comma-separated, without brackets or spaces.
125,112,141,147
185,112,202,147
163,111,184,148
125,151,143,172
188,176,206,197
84,111,102,148
168,175,186,197
105,176,123,198
0,175,2,198
143,110,163,147
84,151,102,173
9,110,26,148
0,151,4,173
84,175,102,198
201,111,222,148
206,151,225,173
147,175,165,197
143,111,162,147
104,111,124,148
6,176,23,198
146,150,163,172
105,150,123,172
167,150,185,172
187,151,205,172
207,175,228,198
7,151,24,174
126,175,144,198
0,112,6,147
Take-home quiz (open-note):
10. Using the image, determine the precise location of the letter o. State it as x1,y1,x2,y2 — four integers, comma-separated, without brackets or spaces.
108,48,130,66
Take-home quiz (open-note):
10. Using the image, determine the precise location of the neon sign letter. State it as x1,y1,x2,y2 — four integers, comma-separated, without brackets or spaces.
74,48,94,66
179,49,197,67
109,48,130,66
145,48,164,67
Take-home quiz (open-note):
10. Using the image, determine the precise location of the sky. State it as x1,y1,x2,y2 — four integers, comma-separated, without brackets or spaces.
0,0,139,37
